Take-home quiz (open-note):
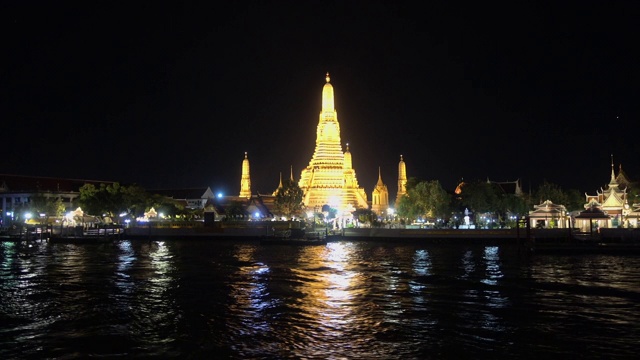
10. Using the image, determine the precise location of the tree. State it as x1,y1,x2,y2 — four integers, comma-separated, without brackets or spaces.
458,180,500,216
531,180,585,212
143,192,184,219
353,207,378,227
274,179,304,219
223,200,246,220
534,180,568,205
396,179,451,223
78,182,156,222
564,188,585,212
28,194,65,217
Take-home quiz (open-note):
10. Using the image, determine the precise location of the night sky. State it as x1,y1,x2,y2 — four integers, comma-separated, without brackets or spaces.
2,1,638,201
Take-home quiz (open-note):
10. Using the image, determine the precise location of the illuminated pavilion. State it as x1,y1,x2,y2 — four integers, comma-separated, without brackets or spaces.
298,73,369,212
581,156,637,229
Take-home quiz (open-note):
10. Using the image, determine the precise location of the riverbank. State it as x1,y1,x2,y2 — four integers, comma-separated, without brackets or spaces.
123,226,640,242
5,225,640,254
120,226,640,254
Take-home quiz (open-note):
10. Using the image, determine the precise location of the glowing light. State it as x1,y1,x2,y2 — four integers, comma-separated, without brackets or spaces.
297,74,369,212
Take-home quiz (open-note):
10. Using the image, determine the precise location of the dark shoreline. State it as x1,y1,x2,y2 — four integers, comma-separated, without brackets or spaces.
5,227,640,254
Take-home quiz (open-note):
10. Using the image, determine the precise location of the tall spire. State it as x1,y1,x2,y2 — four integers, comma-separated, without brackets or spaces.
290,165,294,181
239,152,251,198
272,171,283,196
608,153,619,189
344,143,352,169
298,73,369,211
321,72,335,113
397,155,407,202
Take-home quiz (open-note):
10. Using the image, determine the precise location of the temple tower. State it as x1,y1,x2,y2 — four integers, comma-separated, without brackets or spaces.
396,155,407,203
239,152,251,198
272,166,295,196
371,167,389,216
298,73,368,211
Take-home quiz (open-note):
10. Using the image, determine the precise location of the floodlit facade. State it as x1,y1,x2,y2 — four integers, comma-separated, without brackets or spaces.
371,167,389,216
528,200,569,228
239,152,251,198
583,158,637,228
397,155,407,202
298,73,368,211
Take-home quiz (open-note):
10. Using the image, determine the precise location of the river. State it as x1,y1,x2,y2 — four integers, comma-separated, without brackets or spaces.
1,238,639,359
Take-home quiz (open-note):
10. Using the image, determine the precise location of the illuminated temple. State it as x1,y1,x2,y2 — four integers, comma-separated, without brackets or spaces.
298,73,369,211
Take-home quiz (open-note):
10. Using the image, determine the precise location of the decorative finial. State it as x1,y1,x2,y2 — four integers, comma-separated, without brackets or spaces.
244,151,248,158
326,72,330,83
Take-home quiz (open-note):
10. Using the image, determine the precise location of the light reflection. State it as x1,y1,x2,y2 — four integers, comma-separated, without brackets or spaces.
0,242,19,292
413,249,431,276
459,250,476,279
115,241,135,295
130,240,179,338
117,241,134,273
456,247,510,335
480,246,510,307
229,245,272,334
317,242,358,328
481,246,503,286
409,249,432,297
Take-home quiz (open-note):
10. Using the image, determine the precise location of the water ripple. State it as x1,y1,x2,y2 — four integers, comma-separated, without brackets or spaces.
1,240,639,359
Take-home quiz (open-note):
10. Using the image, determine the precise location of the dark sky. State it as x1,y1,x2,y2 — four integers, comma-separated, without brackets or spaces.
2,1,638,201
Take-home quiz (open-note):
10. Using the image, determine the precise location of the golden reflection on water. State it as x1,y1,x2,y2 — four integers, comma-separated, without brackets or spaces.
2,240,640,359
317,242,359,326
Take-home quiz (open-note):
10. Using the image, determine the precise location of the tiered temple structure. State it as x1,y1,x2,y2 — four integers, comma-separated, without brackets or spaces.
582,155,633,228
298,73,368,211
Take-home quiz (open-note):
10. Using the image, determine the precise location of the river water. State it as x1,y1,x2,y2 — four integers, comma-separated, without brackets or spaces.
1,238,639,359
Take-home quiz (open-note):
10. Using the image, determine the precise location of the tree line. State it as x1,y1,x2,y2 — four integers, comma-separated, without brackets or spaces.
394,177,608,228
13,177,638,228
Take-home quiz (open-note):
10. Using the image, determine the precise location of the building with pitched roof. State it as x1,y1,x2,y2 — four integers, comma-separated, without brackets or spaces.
148,187,215,210
0,174,115,226
583,156,637,228
371,167,389,216
528,200,569,228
